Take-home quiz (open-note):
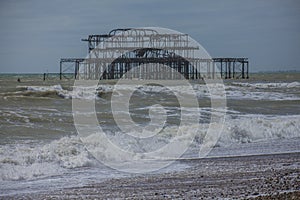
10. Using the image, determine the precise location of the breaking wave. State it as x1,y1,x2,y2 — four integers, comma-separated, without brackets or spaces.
231,81,300,89
219,114,300,145
1,82,299,101
1,85,102,100
0,136,95,181
1,114,299,181
225,89,300,101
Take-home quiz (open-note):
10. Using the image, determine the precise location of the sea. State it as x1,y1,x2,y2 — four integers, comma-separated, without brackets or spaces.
0,72,300,196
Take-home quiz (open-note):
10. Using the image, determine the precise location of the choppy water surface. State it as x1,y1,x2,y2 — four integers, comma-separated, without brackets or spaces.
0,73,299,196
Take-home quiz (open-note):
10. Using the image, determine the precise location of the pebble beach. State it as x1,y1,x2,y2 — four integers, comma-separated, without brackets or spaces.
4,152,299,199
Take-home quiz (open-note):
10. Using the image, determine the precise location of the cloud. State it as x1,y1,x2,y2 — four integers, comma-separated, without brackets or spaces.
0,0,299,73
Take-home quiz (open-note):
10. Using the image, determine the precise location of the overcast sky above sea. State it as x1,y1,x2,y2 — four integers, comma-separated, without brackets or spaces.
0,0,299,73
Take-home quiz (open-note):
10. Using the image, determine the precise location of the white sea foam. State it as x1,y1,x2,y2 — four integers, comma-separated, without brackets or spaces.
225,89,300,101
1,114,299,181
15,82,299,101
232,81,300,89
219,114,300,145
0,136,96,181
99,84,210,99
14,85,100,100
26,85,64,91
225,82,300,100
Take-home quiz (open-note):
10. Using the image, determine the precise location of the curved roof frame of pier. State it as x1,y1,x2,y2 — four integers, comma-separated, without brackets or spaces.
79,27,215,80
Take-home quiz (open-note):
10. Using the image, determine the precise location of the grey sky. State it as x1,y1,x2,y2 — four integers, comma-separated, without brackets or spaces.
0,0,299,73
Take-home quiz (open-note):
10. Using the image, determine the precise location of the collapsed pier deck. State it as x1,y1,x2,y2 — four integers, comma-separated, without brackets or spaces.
59,28,249,80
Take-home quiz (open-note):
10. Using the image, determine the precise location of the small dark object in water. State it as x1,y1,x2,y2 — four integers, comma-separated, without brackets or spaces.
17,78,21,82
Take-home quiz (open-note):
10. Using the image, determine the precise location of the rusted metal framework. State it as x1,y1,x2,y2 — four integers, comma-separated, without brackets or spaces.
59,28,249,80
59,58,85,79
213,58,249,79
